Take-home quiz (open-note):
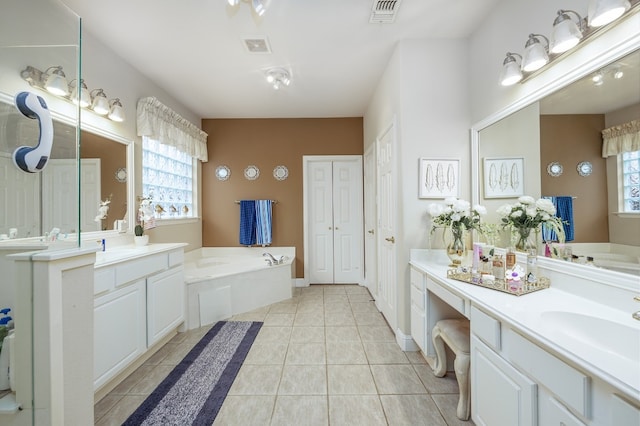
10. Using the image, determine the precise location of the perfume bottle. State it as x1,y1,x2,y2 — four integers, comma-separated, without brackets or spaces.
506,247,516,270
492,255,505,280
526,249,538,284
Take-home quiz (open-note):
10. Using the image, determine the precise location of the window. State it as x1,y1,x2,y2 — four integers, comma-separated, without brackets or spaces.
621,150,640,212
142,136,194,219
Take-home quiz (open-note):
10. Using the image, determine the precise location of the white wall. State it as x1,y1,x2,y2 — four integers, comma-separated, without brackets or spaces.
364,39,470,335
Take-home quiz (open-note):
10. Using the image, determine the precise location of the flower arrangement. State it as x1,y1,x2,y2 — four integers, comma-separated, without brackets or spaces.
136,195,155,236
497,196,565,250
428,197,487,235
94,194,112,223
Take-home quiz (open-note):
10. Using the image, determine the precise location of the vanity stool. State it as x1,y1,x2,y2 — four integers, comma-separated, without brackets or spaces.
432,318,471,420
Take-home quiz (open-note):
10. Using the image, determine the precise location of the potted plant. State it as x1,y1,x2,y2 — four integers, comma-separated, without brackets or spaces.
135,196,154,246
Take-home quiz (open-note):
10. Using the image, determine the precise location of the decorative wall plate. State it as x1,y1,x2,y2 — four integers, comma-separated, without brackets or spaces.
546,162,563,177
244,165,260,180
215,165,231,181
577,161,593,177
115,167,127,183
273,165,288,181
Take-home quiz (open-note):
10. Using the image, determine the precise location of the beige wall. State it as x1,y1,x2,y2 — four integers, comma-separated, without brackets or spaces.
540,114,608,243
201,118,363,278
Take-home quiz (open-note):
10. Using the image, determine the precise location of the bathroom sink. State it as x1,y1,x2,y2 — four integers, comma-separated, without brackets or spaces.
540,311,640,363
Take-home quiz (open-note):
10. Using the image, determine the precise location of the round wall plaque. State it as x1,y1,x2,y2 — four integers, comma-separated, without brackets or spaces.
577,161,592,177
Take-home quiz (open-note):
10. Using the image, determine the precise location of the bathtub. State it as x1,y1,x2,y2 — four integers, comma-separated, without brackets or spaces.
184,247,295,329
563,243,640,275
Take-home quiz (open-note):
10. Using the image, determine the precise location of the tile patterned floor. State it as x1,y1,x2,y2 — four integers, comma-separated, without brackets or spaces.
94,285,475,425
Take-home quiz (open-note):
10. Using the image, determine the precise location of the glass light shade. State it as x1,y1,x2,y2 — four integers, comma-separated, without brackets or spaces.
44,67,69,96
500,58,523,86
522,35,549,72
252,0,269,16
70,80,90,107
91,90,110,115
588,0,630,27
108,99,125,122
550,13,583,54
227,0,240,5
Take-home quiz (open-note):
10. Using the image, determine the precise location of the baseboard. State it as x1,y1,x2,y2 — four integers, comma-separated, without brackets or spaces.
294,278,307,287
395,328,419,352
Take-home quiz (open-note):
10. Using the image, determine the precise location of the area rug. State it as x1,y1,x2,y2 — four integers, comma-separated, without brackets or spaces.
123,321,262,426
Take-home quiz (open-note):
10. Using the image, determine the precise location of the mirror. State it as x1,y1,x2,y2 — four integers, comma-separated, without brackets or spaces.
474,49,640,276
0,93,131,240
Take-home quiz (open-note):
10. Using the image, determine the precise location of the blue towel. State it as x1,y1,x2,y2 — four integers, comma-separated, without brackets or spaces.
239,200,256,246
255,200,273,246
541,196,574,242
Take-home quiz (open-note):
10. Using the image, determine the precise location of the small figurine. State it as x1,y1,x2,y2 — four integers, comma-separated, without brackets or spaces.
182,205,189,214
155,204,166,215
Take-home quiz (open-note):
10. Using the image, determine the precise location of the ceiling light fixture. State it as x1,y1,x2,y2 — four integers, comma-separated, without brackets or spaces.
226,0,270,17
550,10,585,54
613,68,624,79
265,67,291,90
588,0,630,27
499,53,523,86
592,71,604,85
521,33,550,72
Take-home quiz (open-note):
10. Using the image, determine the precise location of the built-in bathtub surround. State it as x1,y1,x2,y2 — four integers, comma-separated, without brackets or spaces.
184,247,296,329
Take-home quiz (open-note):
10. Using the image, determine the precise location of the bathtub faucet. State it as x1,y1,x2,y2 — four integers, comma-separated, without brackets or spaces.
263,252,281,265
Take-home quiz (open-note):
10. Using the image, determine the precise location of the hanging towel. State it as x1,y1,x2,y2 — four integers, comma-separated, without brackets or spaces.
255,199,273,246
239,200,256,246
556,196,575,242
541,196,575,242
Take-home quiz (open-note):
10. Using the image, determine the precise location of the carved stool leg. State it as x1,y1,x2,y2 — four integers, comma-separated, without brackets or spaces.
432,323,447,377
454,352,471,420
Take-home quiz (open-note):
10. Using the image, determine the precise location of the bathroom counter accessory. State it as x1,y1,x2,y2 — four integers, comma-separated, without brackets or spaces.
446,269,550,296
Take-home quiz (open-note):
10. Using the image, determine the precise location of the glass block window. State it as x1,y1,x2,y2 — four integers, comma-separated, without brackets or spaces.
142,136,194,218
622,150,640,212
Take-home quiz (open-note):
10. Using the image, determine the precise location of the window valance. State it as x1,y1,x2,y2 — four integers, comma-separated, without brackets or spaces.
602,119,640,158
137,97,208,162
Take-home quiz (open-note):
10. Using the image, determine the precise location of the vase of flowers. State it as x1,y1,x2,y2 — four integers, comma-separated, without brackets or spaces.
428,197,487,266
497,196,565,252
135,195,154,246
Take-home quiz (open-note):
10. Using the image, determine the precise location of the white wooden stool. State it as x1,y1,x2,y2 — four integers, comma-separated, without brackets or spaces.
432,318,471,420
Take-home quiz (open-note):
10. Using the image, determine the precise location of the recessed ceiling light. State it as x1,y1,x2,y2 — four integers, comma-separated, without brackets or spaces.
242,36,271,54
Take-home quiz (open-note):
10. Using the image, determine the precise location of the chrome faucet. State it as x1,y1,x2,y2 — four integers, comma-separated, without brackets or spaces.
633,296,640,321
263,252,278,265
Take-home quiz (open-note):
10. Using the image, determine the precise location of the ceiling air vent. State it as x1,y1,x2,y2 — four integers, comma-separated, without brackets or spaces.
369,0,402,24
242,36,272,54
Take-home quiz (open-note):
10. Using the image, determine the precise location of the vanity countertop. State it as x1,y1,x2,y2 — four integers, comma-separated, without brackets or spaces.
93,242,187,267
409,249,640,402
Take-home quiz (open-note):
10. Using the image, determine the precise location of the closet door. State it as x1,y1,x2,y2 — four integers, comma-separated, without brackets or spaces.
306,157,363,284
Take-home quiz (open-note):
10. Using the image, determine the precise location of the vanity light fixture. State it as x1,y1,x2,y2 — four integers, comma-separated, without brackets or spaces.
43,66,70,96
588,0,630,27
265,67,291,90
108,98,125,122
613,68,624,79
521,34,550,72
90,89,110,115
550,10,585,54
592,71,604,85
20,65,125,122
69,79,91,108
499,52,523,86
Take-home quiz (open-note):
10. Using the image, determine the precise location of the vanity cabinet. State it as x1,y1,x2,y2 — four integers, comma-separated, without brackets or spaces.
93,246,185,391
409,267,426,351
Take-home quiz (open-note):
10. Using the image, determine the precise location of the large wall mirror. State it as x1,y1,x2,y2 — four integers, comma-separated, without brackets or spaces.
472,46,640,278
0,91,133,242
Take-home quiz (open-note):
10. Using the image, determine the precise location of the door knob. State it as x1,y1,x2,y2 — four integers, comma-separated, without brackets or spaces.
368,229,374,234
385,236,395,243
335,227,339,230
329,227,332,230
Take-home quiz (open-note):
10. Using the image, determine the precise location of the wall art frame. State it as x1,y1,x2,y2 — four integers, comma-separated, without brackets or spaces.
483,157,524,198
418,158,460,199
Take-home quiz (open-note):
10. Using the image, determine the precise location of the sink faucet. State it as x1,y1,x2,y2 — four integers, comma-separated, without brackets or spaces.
263,252,278,265
633,296,640,321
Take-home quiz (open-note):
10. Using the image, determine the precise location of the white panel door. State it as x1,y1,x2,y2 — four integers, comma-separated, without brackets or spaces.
305,156,363,284
333,159,363,283
363,146,377,296
377,123,397,330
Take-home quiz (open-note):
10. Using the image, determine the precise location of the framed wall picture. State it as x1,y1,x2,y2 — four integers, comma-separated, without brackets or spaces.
483,157,524,198
418,158,460,199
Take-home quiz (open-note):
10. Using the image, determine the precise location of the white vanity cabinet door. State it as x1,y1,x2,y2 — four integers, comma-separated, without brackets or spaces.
472,336,537,426
147,266,184,347
410,267,426,351
539,392,587,426
94,280,146,390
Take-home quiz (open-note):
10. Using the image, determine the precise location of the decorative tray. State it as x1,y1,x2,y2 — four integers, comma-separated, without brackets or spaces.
446,269,550,296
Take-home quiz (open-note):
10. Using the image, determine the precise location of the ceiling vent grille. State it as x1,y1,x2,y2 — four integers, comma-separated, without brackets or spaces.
242,37,272,54
369,0,402,24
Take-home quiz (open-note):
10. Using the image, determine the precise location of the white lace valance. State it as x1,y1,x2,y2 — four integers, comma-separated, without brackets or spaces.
602,119,640,158
137,97,208,162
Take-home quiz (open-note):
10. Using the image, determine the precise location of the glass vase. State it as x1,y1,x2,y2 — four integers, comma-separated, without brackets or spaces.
514,227,536,253
444,225,467,267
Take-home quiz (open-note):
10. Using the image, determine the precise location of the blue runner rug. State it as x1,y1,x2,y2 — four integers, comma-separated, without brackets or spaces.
123,321,262,426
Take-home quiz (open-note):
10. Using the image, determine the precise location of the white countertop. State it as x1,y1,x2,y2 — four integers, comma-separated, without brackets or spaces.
410,249,640,402
94,243,187,267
